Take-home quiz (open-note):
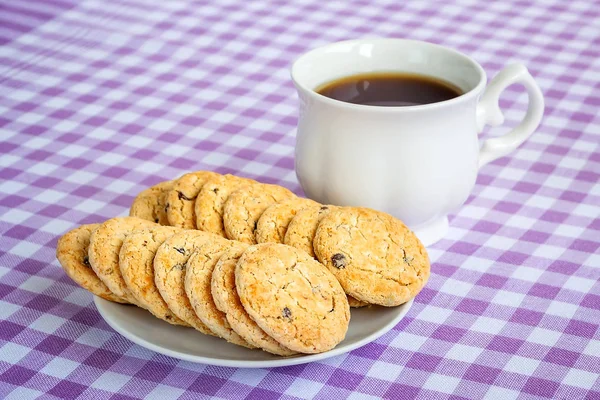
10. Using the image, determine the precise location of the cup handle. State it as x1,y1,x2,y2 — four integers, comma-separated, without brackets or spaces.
476,63,545,168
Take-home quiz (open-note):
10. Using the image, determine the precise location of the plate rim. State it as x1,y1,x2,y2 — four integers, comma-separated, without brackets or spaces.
94,296,413,368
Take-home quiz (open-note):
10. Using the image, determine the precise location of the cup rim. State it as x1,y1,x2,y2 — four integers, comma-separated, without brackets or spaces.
291,38,487,112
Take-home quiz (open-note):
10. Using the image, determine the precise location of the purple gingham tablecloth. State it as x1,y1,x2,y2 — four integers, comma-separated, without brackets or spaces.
1,0,599,399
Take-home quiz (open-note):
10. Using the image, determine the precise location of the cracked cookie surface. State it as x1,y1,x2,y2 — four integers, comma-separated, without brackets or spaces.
235,243,350,354
166,171,221,229
223,183,295,244
211,245,296,356
284,205,336,257
56,224,127,303
195,174,257,237
154,230,225,335
255,197,320,244
88,217,156,306
120,226,188,326
185,241,253,347
313,207,430,306
129,180,173,225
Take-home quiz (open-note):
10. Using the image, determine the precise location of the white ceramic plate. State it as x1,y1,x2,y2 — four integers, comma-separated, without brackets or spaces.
95,297,412,368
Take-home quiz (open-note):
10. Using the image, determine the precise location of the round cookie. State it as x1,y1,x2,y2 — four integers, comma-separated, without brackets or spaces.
255,197,320,244
119,226,188,326
195,174,257,237
88,217,156,306
313,207,430,307
284,205,336,257
56,224,127,303
166,171,221,229
185,241,253,348
223,183,295,243
235,243,350,354
154,230,225,335
129,180,173,225
212,245,296,356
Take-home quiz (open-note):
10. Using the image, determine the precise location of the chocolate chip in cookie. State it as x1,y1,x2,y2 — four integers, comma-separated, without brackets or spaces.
331,253,347,269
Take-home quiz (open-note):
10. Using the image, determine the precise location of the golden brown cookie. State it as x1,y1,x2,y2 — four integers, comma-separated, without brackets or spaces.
236,243,350,354
255,197,320,244
195,174,257,237
313,207,430,306
166,171,220,229
88,217,156,306
154,229,225,335
56,224,127,303
223,183,295,243
185,241,253,347
129,180,173,225
119,226,188,325
283,205,336,257
212,245,296,356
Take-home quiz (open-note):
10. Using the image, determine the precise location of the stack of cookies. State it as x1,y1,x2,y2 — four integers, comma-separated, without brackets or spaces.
129,170,430,306
57,170,430,355
57,218,349,355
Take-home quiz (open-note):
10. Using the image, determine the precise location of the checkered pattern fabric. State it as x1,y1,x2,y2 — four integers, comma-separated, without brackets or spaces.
1,0,599,398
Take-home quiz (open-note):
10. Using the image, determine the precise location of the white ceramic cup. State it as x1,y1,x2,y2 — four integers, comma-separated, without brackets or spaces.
291,39,544,246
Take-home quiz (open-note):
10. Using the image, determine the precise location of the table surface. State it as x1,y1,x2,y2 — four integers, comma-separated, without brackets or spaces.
1,0,599,399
